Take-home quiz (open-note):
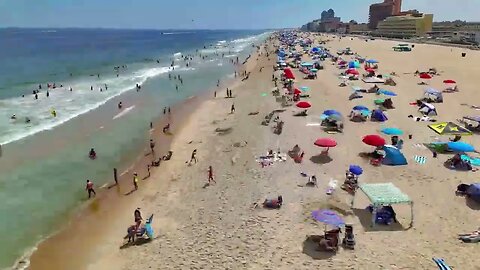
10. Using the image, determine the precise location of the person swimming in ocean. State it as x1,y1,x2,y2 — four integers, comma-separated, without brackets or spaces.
51,110,57,117
89,148,97,159
25,117,30,123
105,84,108,90
118,102,123,109
34,93,38,100
10,114,16,120
46,91,49,97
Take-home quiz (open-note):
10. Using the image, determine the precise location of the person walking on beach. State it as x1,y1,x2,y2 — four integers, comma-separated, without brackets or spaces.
46,91,49,97
214,91,216,98
168,107,171,114
86,180,96,198
133,172,139,190
163,107,166,114
207,166,216,185
231,103,235,114
149,139,155,155
189,149,197,164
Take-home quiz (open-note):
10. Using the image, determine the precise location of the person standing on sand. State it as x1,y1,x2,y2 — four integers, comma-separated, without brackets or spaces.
163,107,166,114
231,103,235,114
189,149,197,164
133,172,139,190
214,91,216,98
149,139,155,155
86,180,96,198
168,107,171,114
208,166,216,185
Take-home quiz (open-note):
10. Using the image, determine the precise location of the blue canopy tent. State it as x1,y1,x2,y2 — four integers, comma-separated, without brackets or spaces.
371,110,388,122
382,145,407,166
377,89,397,96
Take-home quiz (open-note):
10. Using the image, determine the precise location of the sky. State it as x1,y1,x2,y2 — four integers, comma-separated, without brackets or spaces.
0,0,479,29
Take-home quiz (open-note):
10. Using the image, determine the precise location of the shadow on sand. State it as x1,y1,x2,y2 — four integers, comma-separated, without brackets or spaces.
353,208,407,232
310,154,333,164
302,236,336,260
466,198,480,210
120,237,156,249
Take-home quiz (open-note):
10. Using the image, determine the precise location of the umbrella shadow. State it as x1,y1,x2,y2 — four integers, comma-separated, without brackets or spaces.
310,154,333,164
353,208,406,232
302,236,336,260
358,152,374,160
466,198,480,210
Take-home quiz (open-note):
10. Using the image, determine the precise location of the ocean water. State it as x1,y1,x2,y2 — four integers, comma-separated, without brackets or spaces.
0,28,269,269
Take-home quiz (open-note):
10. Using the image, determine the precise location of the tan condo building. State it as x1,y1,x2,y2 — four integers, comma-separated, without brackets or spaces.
374,13,433,38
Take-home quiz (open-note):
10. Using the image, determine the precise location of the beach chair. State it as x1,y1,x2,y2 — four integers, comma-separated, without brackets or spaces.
342,225,356,250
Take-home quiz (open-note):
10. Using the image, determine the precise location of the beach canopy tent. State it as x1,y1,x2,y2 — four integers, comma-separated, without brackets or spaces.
348,61,361,69
424,88,443,103
371,109,388,122
467,183,480,203
352,183,413,227
284,68,295,80
447,141,475,152
428,122,473,136
419,102,437,116
381,127,403,136
382,145,407,166
464,115,480,123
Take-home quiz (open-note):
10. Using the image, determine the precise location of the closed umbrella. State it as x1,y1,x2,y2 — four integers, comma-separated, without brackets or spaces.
311,209,345,228
362,135,386,147
349,165,363,175
447,141,475,152
296,101,311,108
443,79,456,84
381,127,404,135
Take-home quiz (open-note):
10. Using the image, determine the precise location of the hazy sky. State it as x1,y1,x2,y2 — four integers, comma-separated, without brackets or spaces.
0,0,478,29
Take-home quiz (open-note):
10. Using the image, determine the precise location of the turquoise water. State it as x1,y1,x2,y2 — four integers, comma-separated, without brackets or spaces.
0,29,270,268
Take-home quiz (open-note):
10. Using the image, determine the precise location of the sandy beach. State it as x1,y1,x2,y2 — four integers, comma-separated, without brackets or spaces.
28,33,480,270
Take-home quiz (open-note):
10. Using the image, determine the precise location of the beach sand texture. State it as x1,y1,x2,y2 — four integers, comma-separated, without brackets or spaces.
31,34,480,270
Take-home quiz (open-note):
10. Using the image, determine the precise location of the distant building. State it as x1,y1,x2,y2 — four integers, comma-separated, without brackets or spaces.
349,23,370,34
321,9,336,22
374,13,433,38
429,21,480,44
369,0,402,29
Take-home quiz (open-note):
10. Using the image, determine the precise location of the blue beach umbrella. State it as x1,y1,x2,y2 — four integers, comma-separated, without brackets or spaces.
323,110,341,116
447,141,475,152
348,61,360,69
353,105,369,111
349,165,363,175
381,127,404,136
377,89,397,96
366,59,379,64
311,209,345,228
300,86,310,92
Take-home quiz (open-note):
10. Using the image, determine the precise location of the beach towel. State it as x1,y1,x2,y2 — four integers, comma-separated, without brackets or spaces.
413,143,428,150
414,155,427,164
432,258,452,270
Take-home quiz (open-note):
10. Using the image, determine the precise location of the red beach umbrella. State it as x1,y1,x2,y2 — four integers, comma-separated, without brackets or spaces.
362,135,386,147
294,88,302,95
365,68,375,73
419,73,432,79
346,69,359,75
443,79,456,84
284,68,295,80
296,101,311,109
314,138,337,148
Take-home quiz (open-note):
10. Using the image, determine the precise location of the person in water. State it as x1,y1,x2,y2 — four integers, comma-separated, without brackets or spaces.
25,117,31,123
89,148,96,159
118,102,123,109
51,110,57,117
10,114,16,120
86,180,96,198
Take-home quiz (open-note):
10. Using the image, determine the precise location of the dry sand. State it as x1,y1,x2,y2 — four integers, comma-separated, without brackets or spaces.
31,34,480,270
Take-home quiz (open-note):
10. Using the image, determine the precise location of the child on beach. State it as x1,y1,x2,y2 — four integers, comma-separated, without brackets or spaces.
189,149,198,164
207,166,216,185
86,180,96,198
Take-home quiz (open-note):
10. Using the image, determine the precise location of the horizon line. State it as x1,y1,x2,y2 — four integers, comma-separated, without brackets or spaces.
0,26,291,31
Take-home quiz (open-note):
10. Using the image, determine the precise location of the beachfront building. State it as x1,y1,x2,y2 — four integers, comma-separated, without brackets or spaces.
429,21,480,45
373,13,433,38
368,0,402,29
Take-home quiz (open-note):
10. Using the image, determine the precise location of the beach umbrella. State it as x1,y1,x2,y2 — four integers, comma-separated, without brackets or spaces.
381,127,404,135
377,89,397,96
349,165,363,175
346,69,359,75
443,79,456,84
323,109,341,116
321,113,343,121
300,86,310,92
294,88,302,95
362,134,386,147
314,138,337,148
447,141,475,152
353,105,369,111
296,101,311,109
348,61,360,69
311,209,345,228
310,68,318,73
366,59,379,64
365,68,375,73
419,73,432,79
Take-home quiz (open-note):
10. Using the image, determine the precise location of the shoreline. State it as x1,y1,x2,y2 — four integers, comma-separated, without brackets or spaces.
24,51,259,270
